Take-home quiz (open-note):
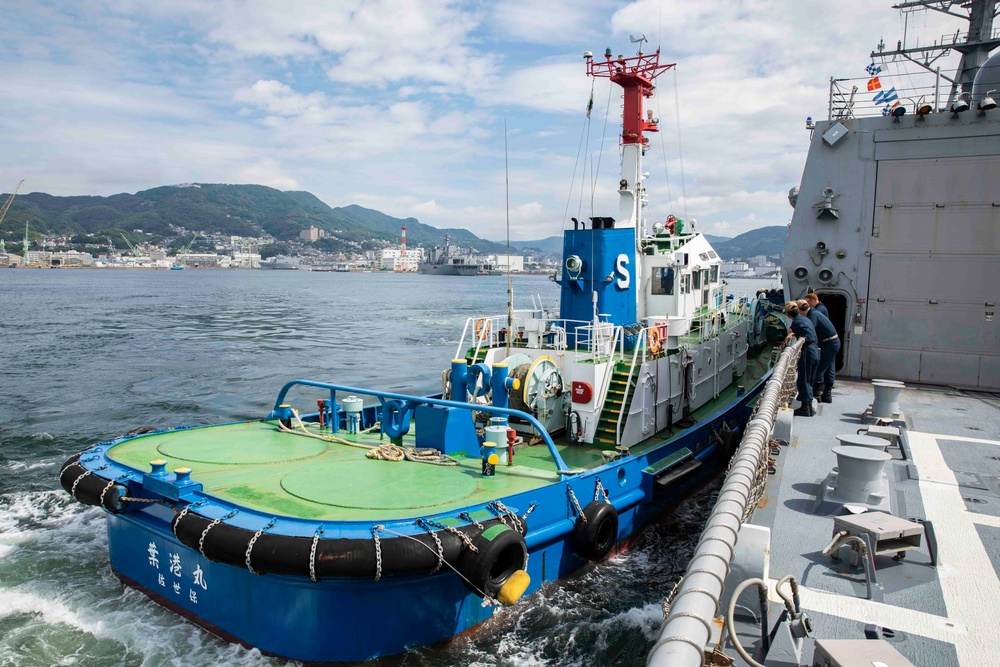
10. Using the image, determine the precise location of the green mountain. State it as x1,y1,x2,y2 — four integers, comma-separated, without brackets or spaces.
0,183,785,260
712,226,787,260
4,185,387,245
1,184,509,253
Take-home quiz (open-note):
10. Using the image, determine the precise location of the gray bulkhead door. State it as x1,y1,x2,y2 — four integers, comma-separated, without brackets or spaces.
866,154,999,389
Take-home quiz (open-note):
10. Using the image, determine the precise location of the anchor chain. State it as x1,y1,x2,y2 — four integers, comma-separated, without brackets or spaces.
372,525,384,581
199,509,239,558
172,500,206,537
594,478,610,503
309,526,324,583
421,518,478,553
245,517,276,576
567,485,587,523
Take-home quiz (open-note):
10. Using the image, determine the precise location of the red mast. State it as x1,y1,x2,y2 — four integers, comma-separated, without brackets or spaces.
586,48,675,148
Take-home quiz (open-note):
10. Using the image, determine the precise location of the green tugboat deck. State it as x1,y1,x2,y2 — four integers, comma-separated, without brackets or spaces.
108,422,591,521
107,346,773,523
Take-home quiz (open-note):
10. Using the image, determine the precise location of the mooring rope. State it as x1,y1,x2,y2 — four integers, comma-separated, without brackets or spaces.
278,408,458,465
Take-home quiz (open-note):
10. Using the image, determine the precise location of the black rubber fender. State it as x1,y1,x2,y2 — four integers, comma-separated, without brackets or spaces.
171,511,523,579
459,524,528,598
572,500,618,561
59,453,131,513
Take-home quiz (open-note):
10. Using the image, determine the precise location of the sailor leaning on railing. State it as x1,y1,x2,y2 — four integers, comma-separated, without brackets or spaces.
801,295,839,405
783,301,819,416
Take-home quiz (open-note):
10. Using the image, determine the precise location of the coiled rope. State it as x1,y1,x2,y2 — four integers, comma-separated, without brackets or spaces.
278,408,458,466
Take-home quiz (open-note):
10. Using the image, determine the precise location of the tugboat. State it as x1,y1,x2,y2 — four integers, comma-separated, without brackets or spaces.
60,43,785,662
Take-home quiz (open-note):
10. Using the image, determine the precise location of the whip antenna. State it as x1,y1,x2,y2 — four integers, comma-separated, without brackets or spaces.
505,119,513,359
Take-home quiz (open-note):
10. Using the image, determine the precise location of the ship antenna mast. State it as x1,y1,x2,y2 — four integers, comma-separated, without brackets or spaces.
504,119,513,359
874,1,1000,104
585,42,675,232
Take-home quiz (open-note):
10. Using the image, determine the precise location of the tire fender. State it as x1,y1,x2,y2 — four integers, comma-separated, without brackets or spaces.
459,524,527,598
572,500,619,561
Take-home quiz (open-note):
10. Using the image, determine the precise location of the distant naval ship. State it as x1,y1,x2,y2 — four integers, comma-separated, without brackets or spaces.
418,234,486,275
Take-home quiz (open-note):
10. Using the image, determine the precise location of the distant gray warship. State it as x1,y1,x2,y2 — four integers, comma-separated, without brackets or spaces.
418,233,485,275
649,2,1000,666
259,255,300,270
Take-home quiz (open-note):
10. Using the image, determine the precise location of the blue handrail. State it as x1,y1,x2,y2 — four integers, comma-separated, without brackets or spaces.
271,379,574,477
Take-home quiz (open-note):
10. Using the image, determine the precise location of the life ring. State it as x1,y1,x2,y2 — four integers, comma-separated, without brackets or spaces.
572,500,619,561
460,523,528,599
475,318,492,340
648,326,662,355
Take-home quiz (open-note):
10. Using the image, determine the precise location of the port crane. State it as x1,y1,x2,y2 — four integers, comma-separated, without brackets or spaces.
0,180,25,262
0,180,24,228
119,233,144,257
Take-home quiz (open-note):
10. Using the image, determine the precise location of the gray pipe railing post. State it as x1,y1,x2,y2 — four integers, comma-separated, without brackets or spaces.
646,340,803,667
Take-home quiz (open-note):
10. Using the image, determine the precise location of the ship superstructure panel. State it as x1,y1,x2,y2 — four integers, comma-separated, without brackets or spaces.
784,112,1000,390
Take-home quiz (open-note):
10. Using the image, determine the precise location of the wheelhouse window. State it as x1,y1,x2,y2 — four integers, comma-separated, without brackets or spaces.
681,273,691,294
710,265,719,283
692,270,701,289
652,266,675,295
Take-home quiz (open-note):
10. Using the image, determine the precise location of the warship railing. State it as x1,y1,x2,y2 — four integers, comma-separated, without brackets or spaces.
828,70,944,120
646,339,803,667
271,379,575,477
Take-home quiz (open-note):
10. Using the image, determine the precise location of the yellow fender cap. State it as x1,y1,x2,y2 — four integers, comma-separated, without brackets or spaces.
497,569,530,606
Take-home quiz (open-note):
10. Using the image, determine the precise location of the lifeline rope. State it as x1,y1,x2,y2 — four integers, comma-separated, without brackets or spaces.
376,524,498,607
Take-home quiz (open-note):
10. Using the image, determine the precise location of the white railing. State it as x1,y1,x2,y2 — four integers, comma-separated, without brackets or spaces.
455,314,610,360
686,295,752,344
591,326,625,426
615,327,649,447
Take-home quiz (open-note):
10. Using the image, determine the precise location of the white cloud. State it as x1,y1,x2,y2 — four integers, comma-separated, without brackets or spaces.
0,0,971,243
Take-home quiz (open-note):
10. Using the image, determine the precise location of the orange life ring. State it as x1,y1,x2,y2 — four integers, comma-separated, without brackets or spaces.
475,318,492,340
648,327,662,355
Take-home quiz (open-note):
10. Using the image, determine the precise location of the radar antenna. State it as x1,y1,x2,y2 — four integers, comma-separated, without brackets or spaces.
874,0,1000,103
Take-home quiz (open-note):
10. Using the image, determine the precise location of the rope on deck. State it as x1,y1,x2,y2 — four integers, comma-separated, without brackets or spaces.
279,409,459,466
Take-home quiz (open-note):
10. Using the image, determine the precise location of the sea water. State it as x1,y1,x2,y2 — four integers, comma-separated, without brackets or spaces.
0,269,774,666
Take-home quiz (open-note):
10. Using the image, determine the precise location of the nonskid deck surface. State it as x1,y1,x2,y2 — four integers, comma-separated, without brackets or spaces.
108,422,569,521
740,380,1000,666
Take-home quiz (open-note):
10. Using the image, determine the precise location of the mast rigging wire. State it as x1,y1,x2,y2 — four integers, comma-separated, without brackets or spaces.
671,69,689,221
562,80,594,231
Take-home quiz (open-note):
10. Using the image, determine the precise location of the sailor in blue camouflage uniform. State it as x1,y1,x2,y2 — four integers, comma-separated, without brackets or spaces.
801,296,840,403
784,301,819,417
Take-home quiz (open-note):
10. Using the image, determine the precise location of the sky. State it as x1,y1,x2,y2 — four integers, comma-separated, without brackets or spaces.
0,1,965,241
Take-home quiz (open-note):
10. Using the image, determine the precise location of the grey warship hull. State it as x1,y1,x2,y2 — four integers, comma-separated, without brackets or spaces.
648,3,1000,666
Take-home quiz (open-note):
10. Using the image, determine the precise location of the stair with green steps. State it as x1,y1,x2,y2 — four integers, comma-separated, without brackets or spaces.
465,347,489,365
593,360,637,447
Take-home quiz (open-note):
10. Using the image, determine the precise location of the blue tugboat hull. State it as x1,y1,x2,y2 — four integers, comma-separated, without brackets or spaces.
99,374,768,662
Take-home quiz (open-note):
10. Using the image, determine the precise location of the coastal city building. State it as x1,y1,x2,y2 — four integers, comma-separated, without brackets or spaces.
483,254,525,272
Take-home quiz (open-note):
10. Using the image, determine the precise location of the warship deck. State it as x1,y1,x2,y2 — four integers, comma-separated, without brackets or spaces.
730,380,1000,665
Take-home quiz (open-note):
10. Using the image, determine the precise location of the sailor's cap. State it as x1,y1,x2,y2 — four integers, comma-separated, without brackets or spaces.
783,301,799,314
